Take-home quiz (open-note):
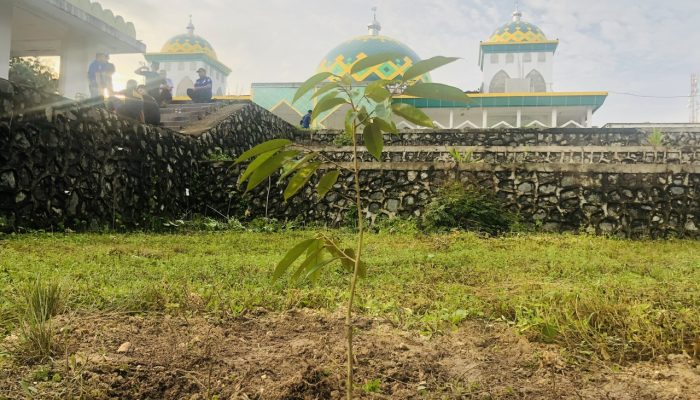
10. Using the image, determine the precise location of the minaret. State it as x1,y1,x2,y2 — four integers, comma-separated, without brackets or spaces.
186,15,195,36
367,7,381,36
512,1,523,22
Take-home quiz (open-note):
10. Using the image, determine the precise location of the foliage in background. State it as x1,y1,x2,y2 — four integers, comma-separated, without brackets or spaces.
421,183,518,235
9,58,59,93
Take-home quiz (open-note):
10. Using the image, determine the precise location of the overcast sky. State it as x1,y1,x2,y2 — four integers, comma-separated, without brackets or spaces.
98,0,700,125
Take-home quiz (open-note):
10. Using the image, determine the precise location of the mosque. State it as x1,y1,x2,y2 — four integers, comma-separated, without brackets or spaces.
251,6,608,129
145,18,231,98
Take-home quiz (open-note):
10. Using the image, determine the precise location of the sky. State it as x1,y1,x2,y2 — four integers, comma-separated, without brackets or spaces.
96,0,700,125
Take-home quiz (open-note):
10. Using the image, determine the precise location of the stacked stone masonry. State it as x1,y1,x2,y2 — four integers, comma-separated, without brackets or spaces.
1,80,699,238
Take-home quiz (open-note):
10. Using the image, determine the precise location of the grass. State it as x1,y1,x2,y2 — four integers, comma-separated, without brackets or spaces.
0,230,698,363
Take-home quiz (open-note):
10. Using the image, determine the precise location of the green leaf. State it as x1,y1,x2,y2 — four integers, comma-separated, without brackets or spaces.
317,170,341,199
403,83,469,103
293,72,333,103
238,150,277,185
402,56,460,82
351,52,403,75
273,239,319,281
279,152,317,181
311,82,340,99
292,245,327,282
344,109,356,137
246,150,300,192
312,93,347,123
363,123,383,161
235,139,292,164
305,257,341,282
338,248,367,278
284,162,321,200
391,103,434,127
374,117,397,134
364,80,391,102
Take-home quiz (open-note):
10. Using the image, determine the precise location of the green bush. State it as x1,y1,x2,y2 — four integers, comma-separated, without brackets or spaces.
9,57,58,92
421,183,517,235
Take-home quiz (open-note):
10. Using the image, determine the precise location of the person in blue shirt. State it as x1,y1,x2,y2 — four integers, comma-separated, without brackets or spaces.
87,53,106,98
300,110,312,129
187,68,213,103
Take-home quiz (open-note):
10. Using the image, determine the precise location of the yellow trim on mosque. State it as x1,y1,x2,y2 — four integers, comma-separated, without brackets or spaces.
480,40,560,46
394,91,608,100
172,95,251,102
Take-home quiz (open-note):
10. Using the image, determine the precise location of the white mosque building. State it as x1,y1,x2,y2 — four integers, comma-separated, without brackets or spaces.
252,6,607,129
145,18,231,98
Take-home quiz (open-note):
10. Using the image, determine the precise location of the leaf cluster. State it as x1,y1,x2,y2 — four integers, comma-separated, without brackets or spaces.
9,57,59,93
273,234,367,284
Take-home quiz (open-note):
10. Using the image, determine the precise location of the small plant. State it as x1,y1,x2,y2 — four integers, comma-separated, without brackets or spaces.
19,280,62,362
647,128,664,147
235,53,467,399
333,132,354,147
448,148,474,163
207,150,235,162
362,378,382,393
421,183,517,236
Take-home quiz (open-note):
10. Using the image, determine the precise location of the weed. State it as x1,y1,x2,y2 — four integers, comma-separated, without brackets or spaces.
421,183,518,235
362,378,382,393
647,128,664,147
17,280,62,362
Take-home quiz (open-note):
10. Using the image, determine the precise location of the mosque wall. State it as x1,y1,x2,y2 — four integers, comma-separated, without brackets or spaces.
1,80,698,238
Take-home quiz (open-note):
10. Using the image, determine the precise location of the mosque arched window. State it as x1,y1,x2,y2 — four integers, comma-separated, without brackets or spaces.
527,70,547,92
506,54,515,64
490,54,499,64
176,77,194,96
537,53,547,62
489,70,509,93
523,53,532,63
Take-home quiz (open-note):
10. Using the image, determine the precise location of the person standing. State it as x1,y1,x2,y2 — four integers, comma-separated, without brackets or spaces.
158,70,174,106
87,53,106,98
137,85,161,125
102,54,116,97
300,110,312,129
134,62,163,100
187,68,213,103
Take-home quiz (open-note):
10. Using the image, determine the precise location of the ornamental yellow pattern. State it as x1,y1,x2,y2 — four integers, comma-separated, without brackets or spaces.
161,35,218,60
487,21,548,44
317,53,417,82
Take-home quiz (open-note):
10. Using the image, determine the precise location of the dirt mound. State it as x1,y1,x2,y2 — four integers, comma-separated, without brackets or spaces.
1,310,698,399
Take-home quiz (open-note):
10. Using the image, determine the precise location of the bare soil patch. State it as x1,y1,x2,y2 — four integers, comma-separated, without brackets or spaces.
1,310,698,399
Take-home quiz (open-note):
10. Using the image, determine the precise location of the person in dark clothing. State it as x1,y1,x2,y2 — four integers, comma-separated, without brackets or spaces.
134,62,163,100
87,53,106,98
300,110,312,129
187,68,213,103
117,80,144,123
138,85,161,125
158,70,174,107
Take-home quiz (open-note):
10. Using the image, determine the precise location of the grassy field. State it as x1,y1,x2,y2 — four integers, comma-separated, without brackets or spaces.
1,230,698,364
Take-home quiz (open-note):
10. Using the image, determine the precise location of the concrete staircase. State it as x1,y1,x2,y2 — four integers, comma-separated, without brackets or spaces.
160,103,224,131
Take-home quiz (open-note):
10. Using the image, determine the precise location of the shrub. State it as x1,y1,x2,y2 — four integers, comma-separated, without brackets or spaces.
421,183,517,235
9,57,58,92
18,280,62,362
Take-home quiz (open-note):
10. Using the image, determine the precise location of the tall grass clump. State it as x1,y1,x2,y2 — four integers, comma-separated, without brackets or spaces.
421,183,518,235
18,280,62,362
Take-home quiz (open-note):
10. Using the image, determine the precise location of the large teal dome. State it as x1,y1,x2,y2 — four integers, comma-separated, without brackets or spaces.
317,34,428,82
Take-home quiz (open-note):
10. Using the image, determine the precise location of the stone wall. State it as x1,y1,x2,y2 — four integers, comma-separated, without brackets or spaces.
1,80,699,238
295,129,700,148
0,79,294,231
